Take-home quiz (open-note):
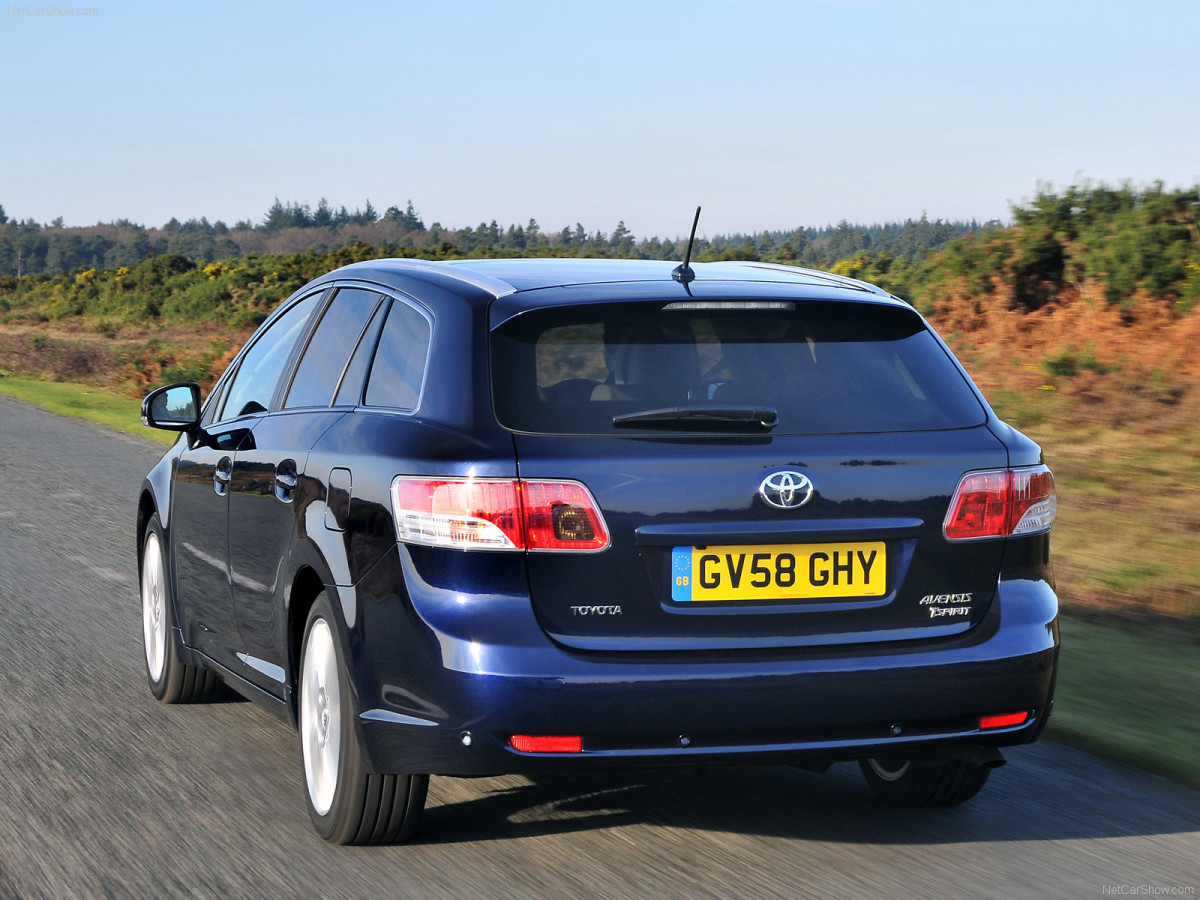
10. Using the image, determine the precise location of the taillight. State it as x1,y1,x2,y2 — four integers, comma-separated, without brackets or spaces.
391,477,610,552
392,478,524,549
521,481,609,551
943,465,1056,541
1009,467,1057,535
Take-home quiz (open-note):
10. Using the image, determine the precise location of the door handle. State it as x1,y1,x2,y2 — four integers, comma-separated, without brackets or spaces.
214,457,233,496
274,461,298,503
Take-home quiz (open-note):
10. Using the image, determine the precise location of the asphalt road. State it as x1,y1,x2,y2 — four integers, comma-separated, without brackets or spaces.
0,392,1197,900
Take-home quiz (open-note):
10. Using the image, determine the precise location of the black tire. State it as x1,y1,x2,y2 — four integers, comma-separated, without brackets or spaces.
140,514,221,703
299,594,428,845
859,755,991,807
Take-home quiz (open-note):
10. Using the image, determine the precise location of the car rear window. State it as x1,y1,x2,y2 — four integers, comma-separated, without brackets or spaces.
490,299,987,435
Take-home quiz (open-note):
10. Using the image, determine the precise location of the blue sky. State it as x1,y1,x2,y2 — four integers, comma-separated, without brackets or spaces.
3,0,1198,238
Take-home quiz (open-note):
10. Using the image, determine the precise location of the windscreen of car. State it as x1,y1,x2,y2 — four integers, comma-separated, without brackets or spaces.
490,299,987,435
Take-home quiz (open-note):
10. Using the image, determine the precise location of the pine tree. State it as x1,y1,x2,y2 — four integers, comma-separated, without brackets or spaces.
402,201,423,230
312,199,335,228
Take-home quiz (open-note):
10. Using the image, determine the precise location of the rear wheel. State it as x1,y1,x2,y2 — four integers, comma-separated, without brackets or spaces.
300,595,428,844
141,514,220,703
859,755,991,807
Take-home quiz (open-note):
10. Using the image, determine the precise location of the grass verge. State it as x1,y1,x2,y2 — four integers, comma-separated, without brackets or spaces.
0,375,175,445
1048,614,1200,789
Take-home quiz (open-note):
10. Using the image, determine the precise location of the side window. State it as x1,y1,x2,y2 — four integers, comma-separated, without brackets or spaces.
333,300,386,407
219,292,321,421
201,377,228,427
284,288,382,409
364,300,431,410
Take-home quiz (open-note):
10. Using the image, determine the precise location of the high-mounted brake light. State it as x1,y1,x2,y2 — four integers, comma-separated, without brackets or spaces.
391,477,610,552
509,734,583,753
663,301,795,311
943,466,1056,541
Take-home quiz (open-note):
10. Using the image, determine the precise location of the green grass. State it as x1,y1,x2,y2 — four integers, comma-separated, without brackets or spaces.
0,375,175,445
1092,562,1169,594
1048,614,1200,788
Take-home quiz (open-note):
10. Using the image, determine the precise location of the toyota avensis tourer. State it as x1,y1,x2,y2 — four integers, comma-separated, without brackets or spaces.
137,257,1059,844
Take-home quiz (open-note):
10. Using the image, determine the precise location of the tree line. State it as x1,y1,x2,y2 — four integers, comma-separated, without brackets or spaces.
0,196,990,277
2,183,1196,324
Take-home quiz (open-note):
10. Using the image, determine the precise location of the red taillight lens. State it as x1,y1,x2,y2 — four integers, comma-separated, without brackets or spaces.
944,470,1009,540
391,477,610,552
521,480,610,551
979,711,1029,730
943,465,1056,541
509,734,583,753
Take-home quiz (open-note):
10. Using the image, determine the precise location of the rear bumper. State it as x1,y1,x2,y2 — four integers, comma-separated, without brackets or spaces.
344,549,1059,776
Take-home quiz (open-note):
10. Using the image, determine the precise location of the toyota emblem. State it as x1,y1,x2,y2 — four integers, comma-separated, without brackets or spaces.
758,471,814,509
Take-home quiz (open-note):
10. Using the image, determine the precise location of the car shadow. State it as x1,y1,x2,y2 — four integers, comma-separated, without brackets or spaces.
414,746,1200,846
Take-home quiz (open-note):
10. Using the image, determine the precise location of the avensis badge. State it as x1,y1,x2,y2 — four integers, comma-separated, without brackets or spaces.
758,471,814,509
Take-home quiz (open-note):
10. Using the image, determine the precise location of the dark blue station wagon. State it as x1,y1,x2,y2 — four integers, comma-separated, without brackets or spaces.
138,258,1059,843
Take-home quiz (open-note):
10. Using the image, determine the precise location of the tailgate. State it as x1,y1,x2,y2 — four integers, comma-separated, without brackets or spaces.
515,428,1008,651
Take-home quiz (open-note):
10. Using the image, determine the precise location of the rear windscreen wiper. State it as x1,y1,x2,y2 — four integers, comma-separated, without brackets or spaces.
612,406,779,431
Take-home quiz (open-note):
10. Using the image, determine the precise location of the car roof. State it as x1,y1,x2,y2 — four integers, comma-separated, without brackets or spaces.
317,257,904,313
446,258,887,295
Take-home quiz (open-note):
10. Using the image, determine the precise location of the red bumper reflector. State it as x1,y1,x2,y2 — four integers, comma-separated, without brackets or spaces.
509,734,583,753
979,712,1029,730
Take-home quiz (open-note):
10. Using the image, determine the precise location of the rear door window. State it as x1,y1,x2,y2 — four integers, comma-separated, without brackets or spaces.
332,300,387,407
490,300,986,435
284,287,383,409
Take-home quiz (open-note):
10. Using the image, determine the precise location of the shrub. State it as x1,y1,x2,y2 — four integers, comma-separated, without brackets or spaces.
1042,345,1106,379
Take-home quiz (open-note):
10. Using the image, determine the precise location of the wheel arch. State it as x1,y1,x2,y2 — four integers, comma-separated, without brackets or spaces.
138,447,178,573
137,488,157,574
287,565,328,724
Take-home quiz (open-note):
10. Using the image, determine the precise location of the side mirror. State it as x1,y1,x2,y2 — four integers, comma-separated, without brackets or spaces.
142,382,202,431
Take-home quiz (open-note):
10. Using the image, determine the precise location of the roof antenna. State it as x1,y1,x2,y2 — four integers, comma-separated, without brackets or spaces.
671,206,702,286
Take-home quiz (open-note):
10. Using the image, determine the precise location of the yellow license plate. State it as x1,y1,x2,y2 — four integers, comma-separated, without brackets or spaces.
671,542,886,602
